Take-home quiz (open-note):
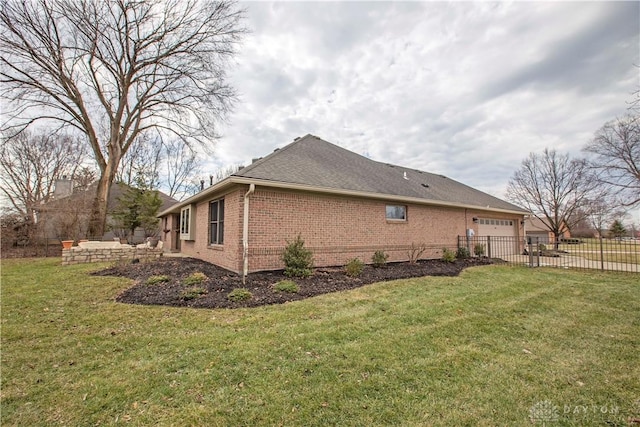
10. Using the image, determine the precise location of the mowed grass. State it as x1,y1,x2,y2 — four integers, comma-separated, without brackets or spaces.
585,251,640,265
559,239,640,265
1,259,639,426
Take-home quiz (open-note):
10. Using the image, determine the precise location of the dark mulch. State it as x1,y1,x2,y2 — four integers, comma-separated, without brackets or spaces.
94,256,496,309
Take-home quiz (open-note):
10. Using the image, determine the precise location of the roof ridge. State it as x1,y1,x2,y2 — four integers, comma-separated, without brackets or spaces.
234,134,316,176
220,133,527,214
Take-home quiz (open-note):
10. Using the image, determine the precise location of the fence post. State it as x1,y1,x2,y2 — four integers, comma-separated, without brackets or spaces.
528,237,533,267
599,236,604,271
535,237,540,267
487,236,492,259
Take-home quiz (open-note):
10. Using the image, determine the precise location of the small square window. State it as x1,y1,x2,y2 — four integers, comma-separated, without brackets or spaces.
386,205,406,221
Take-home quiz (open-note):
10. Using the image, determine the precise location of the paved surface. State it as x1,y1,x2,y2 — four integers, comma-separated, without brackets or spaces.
163,252,191,258
503,254,639,273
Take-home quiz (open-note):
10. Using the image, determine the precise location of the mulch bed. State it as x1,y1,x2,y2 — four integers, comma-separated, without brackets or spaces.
95,256,496,309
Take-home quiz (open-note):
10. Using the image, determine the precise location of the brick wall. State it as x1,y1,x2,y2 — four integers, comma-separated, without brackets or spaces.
62,247,163,265
245,188,523,272
178,188,244,272
172,185,524,274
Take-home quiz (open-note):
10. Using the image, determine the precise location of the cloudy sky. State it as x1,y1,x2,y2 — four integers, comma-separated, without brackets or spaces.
212,1,639,203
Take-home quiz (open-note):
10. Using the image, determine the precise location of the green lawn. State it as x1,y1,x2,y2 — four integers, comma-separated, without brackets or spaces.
557,239,640,265
1,258,639,426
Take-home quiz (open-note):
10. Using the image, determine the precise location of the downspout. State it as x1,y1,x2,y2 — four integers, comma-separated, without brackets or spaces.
242,183,256,284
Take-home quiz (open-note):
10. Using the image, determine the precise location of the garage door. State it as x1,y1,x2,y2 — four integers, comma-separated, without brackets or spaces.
526,232,549,244
477,218,518,258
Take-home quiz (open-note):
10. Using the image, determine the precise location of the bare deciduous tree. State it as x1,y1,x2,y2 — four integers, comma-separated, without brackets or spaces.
628,72,640,114
584,115,640,207
117,132,202,199
0,0,245,236
73,166,98,191
0,131,89,222
582,197,626,238
161,138,202,201
116,133,163,190
185,164,243,198
213,164,243,183
506,148,601,247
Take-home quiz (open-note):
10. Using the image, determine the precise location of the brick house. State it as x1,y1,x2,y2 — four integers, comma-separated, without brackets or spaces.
524,217,571,244
158,134,528,275
38,181,177,243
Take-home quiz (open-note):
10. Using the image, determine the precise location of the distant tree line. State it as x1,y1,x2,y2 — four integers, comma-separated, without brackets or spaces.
507,91,639,243
0,128,241,248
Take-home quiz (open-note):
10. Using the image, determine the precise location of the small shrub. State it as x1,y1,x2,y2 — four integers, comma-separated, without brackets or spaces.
407,243,427,264
273,280,299,293
145,275,170,286
538,243,547,252
371,250,389,268
182,272,207,286
180,287,207,300
474,243,485,257
344,258,365,277
442,248,456,263
110,258,130,269
456,247,470,259
227,288,252,302
282,235,314,278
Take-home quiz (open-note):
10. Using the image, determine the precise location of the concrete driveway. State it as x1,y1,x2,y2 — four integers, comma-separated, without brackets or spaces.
502,253,639,273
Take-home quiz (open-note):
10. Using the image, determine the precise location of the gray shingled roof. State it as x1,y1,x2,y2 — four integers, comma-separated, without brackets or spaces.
233,134,527,213
40,182,178,213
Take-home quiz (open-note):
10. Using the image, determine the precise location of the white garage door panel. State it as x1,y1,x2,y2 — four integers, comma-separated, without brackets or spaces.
477,218,518,257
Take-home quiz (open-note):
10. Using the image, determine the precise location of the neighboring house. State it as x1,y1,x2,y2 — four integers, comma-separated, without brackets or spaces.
158,134,528,274
524,217,571,244
37,181,177,243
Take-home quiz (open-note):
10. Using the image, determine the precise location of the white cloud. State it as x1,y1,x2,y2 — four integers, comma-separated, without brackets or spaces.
210,1,639,201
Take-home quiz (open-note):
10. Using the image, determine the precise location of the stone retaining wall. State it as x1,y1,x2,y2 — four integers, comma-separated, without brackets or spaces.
62,246,163,265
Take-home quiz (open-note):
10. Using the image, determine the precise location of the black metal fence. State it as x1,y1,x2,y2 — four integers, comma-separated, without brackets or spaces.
458,236,640,273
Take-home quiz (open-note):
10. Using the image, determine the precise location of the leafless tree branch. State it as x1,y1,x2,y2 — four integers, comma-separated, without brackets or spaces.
584,114,640,207
0,130,91,222
0,0,246,235
506,148,603,246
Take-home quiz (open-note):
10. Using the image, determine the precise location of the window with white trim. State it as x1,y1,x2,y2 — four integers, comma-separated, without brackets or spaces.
386,205,407,221
180,205,196,240
209,199,225,245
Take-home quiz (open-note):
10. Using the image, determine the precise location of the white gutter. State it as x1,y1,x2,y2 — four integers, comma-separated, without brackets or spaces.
242,183,256,284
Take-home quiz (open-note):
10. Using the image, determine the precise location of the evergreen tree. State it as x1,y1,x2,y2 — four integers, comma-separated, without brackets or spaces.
609,219,626,241
110,176,162,243
139,189,162,239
